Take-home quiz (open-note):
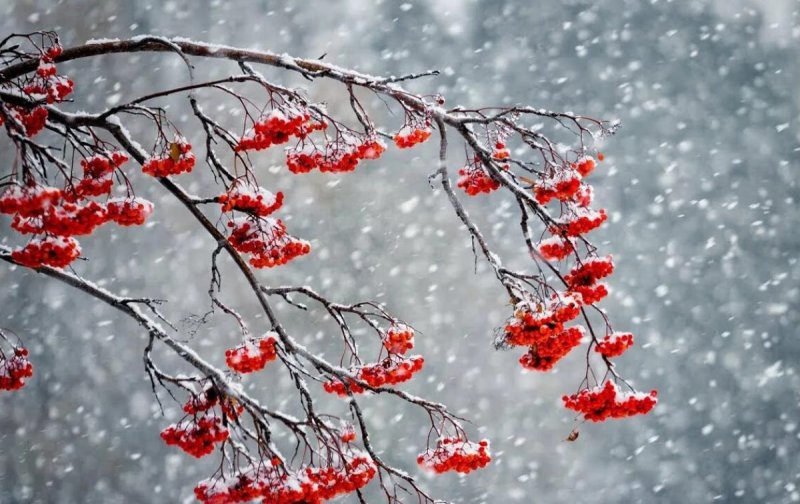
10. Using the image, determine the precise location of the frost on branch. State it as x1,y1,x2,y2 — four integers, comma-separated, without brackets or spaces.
0,31,656,503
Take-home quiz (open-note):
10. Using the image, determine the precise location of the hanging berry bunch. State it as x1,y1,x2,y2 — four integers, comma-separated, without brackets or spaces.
0,332,33,392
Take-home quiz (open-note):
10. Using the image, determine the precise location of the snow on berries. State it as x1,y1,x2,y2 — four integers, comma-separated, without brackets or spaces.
393,125,432,148
383,323,415,355
10,236,81,269
142,138,196,177
69,151,128,200
227,217,310,268
0,347,34,391
193,454,376,504
323,355,425,396
564,255,614,305
537,235,575,261
0,184,62,217
551,205,608,237
563,381,658,422
492,141,510,160
519,326,585,372
224,334,278,374
340,424,357,443
595,332,634,358
417,437,491,474
106,197,154,226
573,155,597,177
534,168,583,205
160,416,230,458
235,109,325,152
503,296,582,348
286,137,386,174
457,164,500,196
218,182,283,217
16,106,49,136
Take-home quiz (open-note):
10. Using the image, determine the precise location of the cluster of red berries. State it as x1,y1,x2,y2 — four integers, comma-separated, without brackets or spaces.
537,236,575,261
0,184,61,216
227,218,310,268
573,155,597,177
383,324,415,354
22,63,74,104
2,175,153,268
323,355,425,396
519,326,584,371
235,109,326,152
106,197,154,226
551,206,608,237
218,182,283,217
286,139,385,174
160,416,230,458
595,332,634,358
457,165,501,196
417,437,491,474
141,139,196,177
503,297,581,347
9,235,80,268
183,387,244,420
393,126,432,148
67,152,129,200
340,425,357,443
492,141,510,160
5,44,72,138
360,355,424,387
10,200,107,236
224,335,278,374
564,256,614,305
563,380,658,422
0,347,33,391
194,455,376,504
13,106,49,137
534,170,582,205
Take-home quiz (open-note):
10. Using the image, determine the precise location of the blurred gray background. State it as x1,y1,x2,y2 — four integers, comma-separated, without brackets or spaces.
1,0,798,503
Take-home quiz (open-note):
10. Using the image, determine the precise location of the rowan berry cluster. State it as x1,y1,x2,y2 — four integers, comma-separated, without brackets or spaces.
141,138,196,177
286,138,385,174
195,455,376,504
224,335,278,374
417,437,491,474
160,416,230,458
218,182,283,217
456,164,501,196
340,425,357,444
551,206,608,237
393,125,432,148
2,178,153,268
519,326,584,371
563,380,658,422
491,141,510,160
9,235,80,268
564,255,614,305
15,106,49,137
68,152,129,200
235,109,326,152
22,60,74,104
534,169,582,205
503,296,582,348
323,355,425,396
106,197,154,226
595,332,634,358
383,324,415,355
537,236,575,261
0,347,33,391
226,217,310,268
